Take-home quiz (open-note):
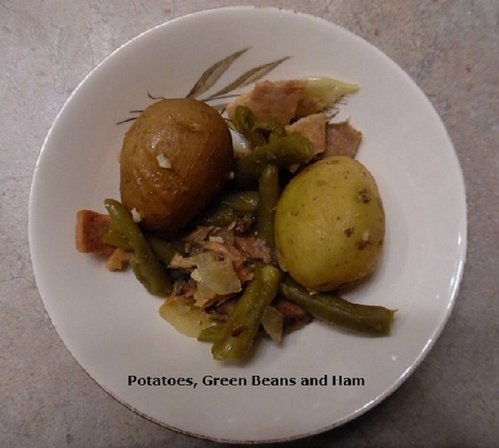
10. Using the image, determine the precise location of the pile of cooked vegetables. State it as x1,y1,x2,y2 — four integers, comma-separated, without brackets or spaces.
76,77,396,362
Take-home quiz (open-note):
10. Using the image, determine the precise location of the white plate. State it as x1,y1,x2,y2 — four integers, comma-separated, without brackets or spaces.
29,6,467,443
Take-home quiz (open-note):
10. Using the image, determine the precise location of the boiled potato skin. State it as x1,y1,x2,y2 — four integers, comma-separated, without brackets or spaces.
275,156,385,291
120,99,233,232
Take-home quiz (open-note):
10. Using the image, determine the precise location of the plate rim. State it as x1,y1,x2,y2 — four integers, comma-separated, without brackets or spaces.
28,5,468,444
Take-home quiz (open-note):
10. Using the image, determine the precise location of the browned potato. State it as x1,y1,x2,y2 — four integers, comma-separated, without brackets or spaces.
120,99,233,232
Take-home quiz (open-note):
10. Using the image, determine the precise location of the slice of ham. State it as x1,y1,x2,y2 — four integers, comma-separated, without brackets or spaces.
75,210,113,255
324,121,362,159
106,247,132,271
285,112,327,155
233,236,271,264
226,79,307,125
295,96,322,117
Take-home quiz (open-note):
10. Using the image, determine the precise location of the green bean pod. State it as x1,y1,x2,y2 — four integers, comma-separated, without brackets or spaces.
104,199,171,296
197,191,259,227
145,234,178,266
104,226,176,267
234,133,314,187
211,265,282,361
234,106,287,147
257,165,279,252
196,205,236,227
220,191,259,212
279,277,396,335
197,322,224,343
233,105,267,147
103,226,131,250
254,120,286,141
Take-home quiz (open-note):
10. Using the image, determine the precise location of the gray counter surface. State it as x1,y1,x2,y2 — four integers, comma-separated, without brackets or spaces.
2,1,498,446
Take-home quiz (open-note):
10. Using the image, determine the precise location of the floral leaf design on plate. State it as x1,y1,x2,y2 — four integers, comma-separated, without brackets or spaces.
117,49,291,124
186,48,249,99
202,56,291,101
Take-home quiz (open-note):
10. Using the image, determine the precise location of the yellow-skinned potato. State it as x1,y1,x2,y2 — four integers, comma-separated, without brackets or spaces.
120,99,233,233
275,156,385,291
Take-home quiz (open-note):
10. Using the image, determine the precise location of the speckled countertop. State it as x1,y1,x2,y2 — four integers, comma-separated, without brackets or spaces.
2,1,498,447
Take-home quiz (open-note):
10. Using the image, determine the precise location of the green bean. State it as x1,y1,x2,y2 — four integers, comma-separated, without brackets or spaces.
257,165,279,252
197,322,224,342
104,226,176,266
102,226,131,250
211,270,262,360
254,120,286,141
234,106,286,146
197,192,259,226
211,265,282,361
220,191,259,212
197,205,235,227
234,133,314,187
233,106,267,147
145,234,177,266
279,277,396,335
104,199,171,296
